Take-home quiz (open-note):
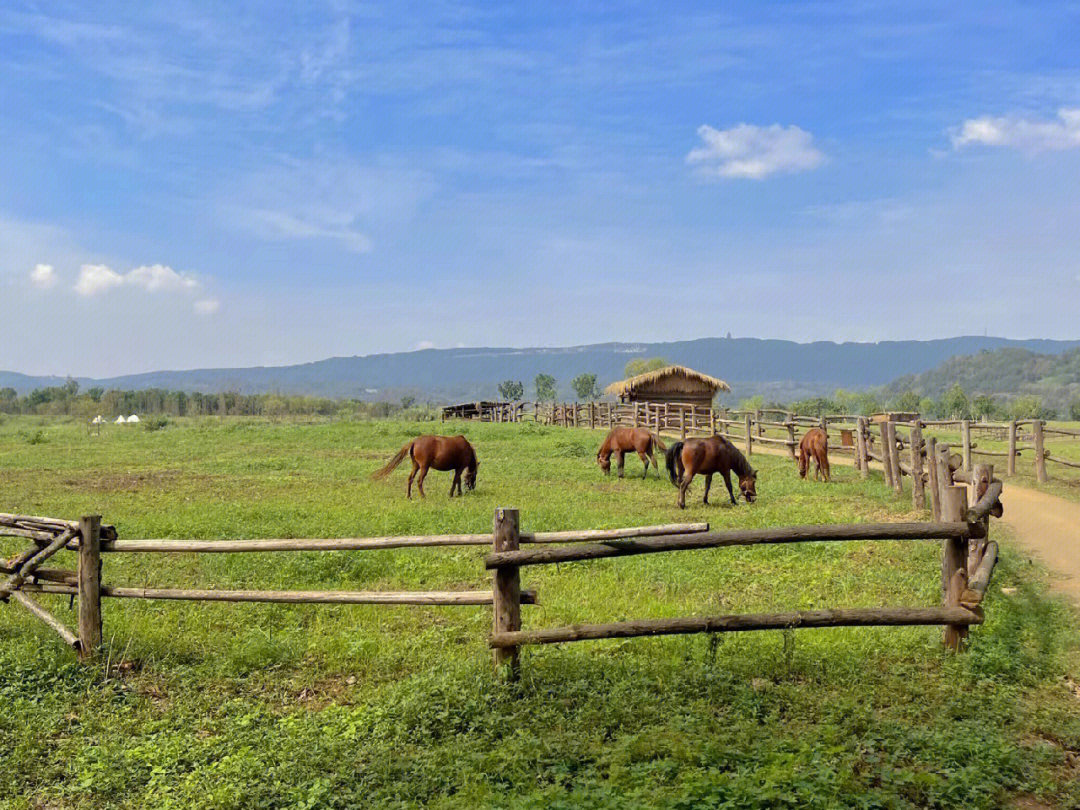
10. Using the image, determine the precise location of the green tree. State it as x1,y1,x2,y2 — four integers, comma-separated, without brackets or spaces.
1070,398,1080,422
889,390,921,412
624,357,670,378
497,380,524,400
534,374,557,401
400,395,416,409
1008,395,1043,420
62,377,79,397
941,384,969,419
971,394,997,421
919,397,938,418
570,373,600,401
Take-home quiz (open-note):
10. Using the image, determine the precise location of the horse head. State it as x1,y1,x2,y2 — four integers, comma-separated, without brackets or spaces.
739,469,758,503
465,461,478,491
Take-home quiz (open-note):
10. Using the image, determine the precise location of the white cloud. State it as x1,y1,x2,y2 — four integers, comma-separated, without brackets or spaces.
951,108,1080,153
29,263,57,289
126,263,199,292
193,297,220,315
687,123,825,180
74,263,200,296
74,264,125,296
415,340,436,350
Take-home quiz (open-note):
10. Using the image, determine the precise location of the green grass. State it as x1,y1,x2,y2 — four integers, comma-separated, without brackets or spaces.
1,415,1079,809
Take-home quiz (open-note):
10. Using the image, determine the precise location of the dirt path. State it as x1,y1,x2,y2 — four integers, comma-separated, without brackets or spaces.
998,485,1080,602
743,441,1080,601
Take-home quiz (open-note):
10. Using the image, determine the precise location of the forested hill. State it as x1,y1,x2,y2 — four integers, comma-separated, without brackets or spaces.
884,347,1080,406
4,336,1080,401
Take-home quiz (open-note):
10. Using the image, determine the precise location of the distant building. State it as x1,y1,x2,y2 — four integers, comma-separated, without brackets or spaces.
604,365,731,408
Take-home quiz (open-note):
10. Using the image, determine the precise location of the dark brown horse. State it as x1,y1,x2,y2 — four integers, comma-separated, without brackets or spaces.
597,427,667,478
372,435,478,498
666,436,757,508
798,428,830,482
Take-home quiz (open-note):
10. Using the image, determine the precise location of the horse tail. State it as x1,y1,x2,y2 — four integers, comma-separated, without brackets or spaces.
797,440,809,478
652,433,667,452
372,441,412,479
666,441,684,486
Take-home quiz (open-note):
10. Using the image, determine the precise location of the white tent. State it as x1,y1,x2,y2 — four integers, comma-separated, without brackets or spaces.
115,415,126,424
126,414,140,423
91,415,104,424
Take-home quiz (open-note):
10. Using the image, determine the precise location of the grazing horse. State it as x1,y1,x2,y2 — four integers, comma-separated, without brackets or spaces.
371,435,478,498
597,427,667,479
666,435,757,509
798,427,831,482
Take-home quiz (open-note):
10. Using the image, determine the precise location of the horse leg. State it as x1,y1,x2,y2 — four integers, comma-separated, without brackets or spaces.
703,473,712,505
723,472,737,505
822,453,831,482
416,465,428,498
407,461,419,499
637,449,649,479
650,448,659,478
450,469,461,497
616,451,625,479
678,473,693,509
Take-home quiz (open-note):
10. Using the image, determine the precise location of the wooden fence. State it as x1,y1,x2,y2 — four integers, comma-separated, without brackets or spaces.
3,475,1004,680
485,467,1003,676
460,402,1076,486
0,512,704,661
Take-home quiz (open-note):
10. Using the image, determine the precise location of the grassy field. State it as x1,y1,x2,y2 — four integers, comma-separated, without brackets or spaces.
1,415,1079,809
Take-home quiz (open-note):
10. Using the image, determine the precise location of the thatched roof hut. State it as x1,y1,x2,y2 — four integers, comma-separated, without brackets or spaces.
604,365,730,407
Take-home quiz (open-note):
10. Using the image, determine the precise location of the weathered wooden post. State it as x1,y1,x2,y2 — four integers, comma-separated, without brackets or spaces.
910,420,925,510
887,422,903,494
492,507,521,680
941,486,969,651
632,403,639,428
680,406,686,440
786,421,797,459
969,463,994,567
1007,419,1017,476
856,417,869,478
756,409,764,437
1033,419,1048,482
77,514,102,661
926,436,941,520
744,413,753,456
936,443,953,512
961,419,972,474
589,402,595,430
879,421,895,489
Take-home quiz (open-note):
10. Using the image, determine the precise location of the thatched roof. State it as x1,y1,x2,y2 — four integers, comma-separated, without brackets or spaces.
604,365,731,397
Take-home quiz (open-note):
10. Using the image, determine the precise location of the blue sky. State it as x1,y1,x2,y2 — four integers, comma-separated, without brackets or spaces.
3,1,1080,376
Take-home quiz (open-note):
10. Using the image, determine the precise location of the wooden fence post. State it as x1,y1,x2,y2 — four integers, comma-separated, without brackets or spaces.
935,444,952,513
969,463,993,567
77,514,102,661
787,421,797,459
1007,419,1017,476
744,413,753,456
910,420,925,510
961,419,972,474
492,507,521,680
856,417,869,479
925,436,940,520
887,422,903,495
680,407,686,440
880,422,894,489
1033,419,1048,482
941,486,969,651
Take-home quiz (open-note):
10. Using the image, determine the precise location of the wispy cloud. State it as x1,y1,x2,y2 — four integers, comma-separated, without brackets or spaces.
193,297,220,315
951,108,1080,153
222,157,435,253
29,263,57,289
687,123,825,180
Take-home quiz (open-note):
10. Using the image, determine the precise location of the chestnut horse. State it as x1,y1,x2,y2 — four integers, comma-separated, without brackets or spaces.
666,436,757,509
597,427,667,479
371,435,478,498
798,427,830,482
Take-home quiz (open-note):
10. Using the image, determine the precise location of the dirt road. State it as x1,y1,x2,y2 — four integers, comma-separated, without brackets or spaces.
999,485,1080,602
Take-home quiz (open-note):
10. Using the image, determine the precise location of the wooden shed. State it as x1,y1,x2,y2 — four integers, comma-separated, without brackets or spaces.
604,365,730,408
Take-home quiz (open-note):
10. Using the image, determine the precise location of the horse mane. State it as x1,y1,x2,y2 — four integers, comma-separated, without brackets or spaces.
718,436,754,477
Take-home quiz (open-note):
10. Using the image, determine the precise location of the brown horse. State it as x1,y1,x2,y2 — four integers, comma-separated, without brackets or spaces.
371,435,478,498
666,436,757,508
798,428,830,482
597,427,667,479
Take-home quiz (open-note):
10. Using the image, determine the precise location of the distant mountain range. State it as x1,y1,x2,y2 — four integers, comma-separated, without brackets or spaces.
5,336,1080,403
